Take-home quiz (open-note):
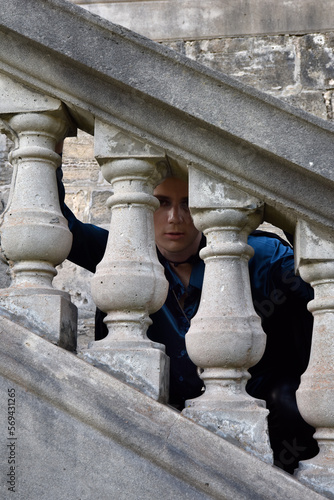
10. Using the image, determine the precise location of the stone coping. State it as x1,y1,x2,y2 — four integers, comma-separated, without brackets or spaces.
0,314,325,499
71,0,334,41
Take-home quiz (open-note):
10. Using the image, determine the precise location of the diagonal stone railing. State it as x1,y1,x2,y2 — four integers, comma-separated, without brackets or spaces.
1,0,334,497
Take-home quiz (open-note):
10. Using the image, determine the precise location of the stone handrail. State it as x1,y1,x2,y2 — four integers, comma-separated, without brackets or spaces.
1,0,334,497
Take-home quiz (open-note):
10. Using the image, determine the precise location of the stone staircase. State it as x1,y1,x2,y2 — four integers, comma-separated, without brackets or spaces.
0,0,334,498
0,311,325,499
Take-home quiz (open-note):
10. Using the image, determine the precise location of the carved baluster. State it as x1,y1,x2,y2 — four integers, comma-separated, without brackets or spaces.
0,78,77,349
295,220,334,496
182,167,272,463
81,121,169,401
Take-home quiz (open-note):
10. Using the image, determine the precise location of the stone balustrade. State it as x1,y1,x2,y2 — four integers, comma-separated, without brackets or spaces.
182,167,272,463
1,74,334,498
294,221,334,496
81,120,170,402
0,74,77,350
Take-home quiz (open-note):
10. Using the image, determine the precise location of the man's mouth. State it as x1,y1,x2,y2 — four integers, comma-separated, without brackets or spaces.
165,232,184,240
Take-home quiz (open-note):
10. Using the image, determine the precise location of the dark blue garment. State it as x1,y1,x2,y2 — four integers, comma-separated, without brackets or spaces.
248,231,314,383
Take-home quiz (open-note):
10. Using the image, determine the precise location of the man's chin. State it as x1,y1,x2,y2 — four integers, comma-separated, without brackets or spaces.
159,244,193,261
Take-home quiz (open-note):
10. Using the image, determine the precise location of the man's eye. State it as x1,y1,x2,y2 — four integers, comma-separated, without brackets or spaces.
180,202,189,210
159,200,169,207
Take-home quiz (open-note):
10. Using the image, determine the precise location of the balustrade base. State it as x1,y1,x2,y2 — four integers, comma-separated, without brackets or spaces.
295,462,334,499
79,342,170,403
295,447,334,499
0,288,77,351
182,395,272,464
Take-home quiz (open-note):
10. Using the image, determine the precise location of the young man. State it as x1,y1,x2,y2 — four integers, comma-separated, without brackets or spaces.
57,170,318,473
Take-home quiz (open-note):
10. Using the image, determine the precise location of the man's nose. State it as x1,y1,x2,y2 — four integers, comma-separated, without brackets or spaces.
168,205,183,223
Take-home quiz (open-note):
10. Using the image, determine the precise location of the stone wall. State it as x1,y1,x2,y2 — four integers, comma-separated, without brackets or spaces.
1,1,334,348
167,33,334,121
0,135,12,289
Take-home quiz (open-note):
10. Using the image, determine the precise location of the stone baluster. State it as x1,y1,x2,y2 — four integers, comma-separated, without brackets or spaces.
0,74,77,350
182,167,272,463
81,121,170,402
294,220,334,497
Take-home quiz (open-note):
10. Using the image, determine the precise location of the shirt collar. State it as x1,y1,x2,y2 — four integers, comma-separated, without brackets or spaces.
157,235,206,292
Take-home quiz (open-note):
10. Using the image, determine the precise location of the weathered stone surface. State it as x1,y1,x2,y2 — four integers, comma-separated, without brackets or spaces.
294,220,334,498
61,131,110,225
0,258,10,289
63,127,94,160
0,135,14,225
300,34,334,89
185,36,298,91
184,168,271,462
54,259,95,349
90,189,111,226
162,33,334,121
0,71,65,115
81,125,169,401
0,79,79,348
0,290,77,350
80,345,170,402
72,0,334,42
0,317,325,500
1,0,334,350
0,138,12,187
62,162,99,185
64,187,91,222
178,33,334,122
281,91,328,121
0,135,12,290
296,459,334,500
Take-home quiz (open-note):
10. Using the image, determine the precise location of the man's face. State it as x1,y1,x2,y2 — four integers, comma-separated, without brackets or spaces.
153,177,201,261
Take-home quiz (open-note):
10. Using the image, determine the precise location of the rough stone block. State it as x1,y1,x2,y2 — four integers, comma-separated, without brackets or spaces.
281,91,328,120
64,188,91,222
90,189,111,226
54,260,96,350
0,189,9,215
0,290,77,351
185,35,297,91
63,130,94,160
0,258,10,289
300,33,334,89
296,458,334,499
62,162,100,184
80,344,170,402
183,399,272,464
0,161,12,186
